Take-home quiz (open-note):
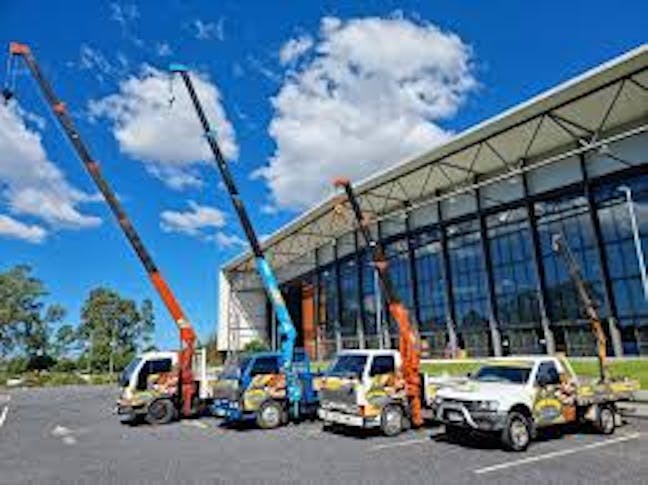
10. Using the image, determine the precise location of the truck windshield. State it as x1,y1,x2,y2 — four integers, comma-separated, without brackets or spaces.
119,357,142,387
473,365,531,384
327,355,367,379
221,357,251,379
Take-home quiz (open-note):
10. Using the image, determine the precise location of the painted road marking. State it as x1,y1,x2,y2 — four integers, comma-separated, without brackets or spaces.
474,432,641,475
371,438,430,451
0,405,8,428
182,420,209,430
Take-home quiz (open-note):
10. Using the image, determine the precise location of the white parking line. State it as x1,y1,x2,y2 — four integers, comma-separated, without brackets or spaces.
371,437,430,451
0,405,8,428
474,432,641,475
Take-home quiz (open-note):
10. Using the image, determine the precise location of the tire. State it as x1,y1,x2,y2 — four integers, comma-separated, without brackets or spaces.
381,404,404,437
256,400,285,429
501,411,531,452
593,404,616,435
445,424,464,443
145,399,176,425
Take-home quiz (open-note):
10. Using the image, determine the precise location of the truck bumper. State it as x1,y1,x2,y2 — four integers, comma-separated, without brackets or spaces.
211,400,252,422
114,401,147,421
437,404,507,432
318,408,380,428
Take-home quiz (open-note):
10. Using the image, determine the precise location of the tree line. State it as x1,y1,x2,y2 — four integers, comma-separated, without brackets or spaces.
0,265,155,375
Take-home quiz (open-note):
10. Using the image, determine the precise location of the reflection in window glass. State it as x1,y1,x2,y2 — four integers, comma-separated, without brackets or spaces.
447,219,491,356
595,174,648,355
487,207,543,354
413,229,448,356
339,258,360,341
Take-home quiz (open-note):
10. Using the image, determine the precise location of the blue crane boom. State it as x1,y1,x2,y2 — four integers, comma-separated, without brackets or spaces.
169,64,301,416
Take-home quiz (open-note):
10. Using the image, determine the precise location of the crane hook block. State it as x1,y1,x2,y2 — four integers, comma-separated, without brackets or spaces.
168,63,188,73
9,42,30,56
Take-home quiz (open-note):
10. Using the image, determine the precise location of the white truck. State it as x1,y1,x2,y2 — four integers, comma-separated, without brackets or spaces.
317,349,438,436
433,355,639,451
116,349,220,424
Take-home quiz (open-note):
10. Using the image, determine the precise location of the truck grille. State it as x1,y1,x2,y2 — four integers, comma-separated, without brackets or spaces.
321,386,357,412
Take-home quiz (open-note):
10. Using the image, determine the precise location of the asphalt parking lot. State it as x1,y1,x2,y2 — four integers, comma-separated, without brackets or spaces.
0,386,647,484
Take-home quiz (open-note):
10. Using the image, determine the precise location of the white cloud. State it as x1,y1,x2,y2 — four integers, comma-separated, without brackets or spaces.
192,18,225,41
160,201,245,249
76,44,127,83
156,42,173,57
88,65,238,190
257,15,476,209
0,214,46,244
0,103,101,238
209,232,246,249
160,201,226,237
279,35,314,65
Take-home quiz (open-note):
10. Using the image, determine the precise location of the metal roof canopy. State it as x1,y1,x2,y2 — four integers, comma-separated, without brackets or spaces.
225,45,648,277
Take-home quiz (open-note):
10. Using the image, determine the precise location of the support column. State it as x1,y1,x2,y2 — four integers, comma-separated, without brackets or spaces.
579,154,624,356
313,248,321,361
522,167,556,354
476,188,502,357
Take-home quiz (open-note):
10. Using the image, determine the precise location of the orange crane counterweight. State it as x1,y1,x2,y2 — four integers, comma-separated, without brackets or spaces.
333,178,422,427
4,43,197,416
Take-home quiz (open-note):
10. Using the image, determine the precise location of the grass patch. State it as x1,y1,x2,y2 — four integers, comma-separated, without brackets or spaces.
0,371,117,388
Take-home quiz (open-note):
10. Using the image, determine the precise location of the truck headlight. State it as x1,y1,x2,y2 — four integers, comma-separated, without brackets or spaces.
475,400,499,412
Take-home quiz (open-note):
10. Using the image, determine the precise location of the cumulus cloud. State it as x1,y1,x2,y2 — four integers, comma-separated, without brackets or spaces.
160,201,226,236
0,214,46,244
257,15,476,209
0,103,101,242
88,65,238,190
279,35,314,65
160,201,244,248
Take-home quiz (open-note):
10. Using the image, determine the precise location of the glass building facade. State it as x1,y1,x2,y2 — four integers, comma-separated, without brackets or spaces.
278,159,647,360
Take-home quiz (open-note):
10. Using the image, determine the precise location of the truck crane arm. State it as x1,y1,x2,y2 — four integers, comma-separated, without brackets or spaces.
4,43,197,415
168,64,301,417
333,178,422,427
552,233,608,382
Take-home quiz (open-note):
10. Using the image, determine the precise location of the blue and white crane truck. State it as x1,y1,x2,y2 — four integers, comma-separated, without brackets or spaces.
212,350,319,428
170,64,318,428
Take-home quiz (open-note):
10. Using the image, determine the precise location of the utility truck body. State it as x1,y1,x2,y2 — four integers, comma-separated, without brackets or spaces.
434,356,639,451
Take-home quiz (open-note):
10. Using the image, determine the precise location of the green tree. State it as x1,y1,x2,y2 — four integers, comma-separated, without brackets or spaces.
0,265,64,364
77,288,156,373
52,323,77,358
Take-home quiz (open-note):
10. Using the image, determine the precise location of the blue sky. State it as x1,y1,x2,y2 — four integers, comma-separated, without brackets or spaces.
0,1,646,349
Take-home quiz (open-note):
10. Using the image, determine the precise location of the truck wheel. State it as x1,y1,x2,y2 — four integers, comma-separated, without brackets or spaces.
593,405,616,435
501,411,531,452
257,400,285,429
381,404,404,437
445,425,464,443
145,399,176,425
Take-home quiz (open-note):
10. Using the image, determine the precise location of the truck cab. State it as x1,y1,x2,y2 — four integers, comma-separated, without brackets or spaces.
212,349,319,429
318,349,421,436
116,348,216,425
435,356,638,451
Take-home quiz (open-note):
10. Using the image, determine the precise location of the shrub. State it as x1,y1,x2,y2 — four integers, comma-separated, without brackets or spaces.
242,339,270,353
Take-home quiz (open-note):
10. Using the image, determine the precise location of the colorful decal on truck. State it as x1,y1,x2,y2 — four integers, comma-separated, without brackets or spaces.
242,373,287,412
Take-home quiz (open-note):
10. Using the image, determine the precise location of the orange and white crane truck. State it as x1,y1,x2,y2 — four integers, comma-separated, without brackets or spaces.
317,179,430,436
3,43,219,425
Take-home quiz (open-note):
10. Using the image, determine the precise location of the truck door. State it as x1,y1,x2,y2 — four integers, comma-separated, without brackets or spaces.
366,355,397,417
136,358,173,392
533,361,570,426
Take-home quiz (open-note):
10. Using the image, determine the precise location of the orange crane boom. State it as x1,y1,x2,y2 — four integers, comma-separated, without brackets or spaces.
4,43,197,415
552,233,609,382
333,178,422,427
